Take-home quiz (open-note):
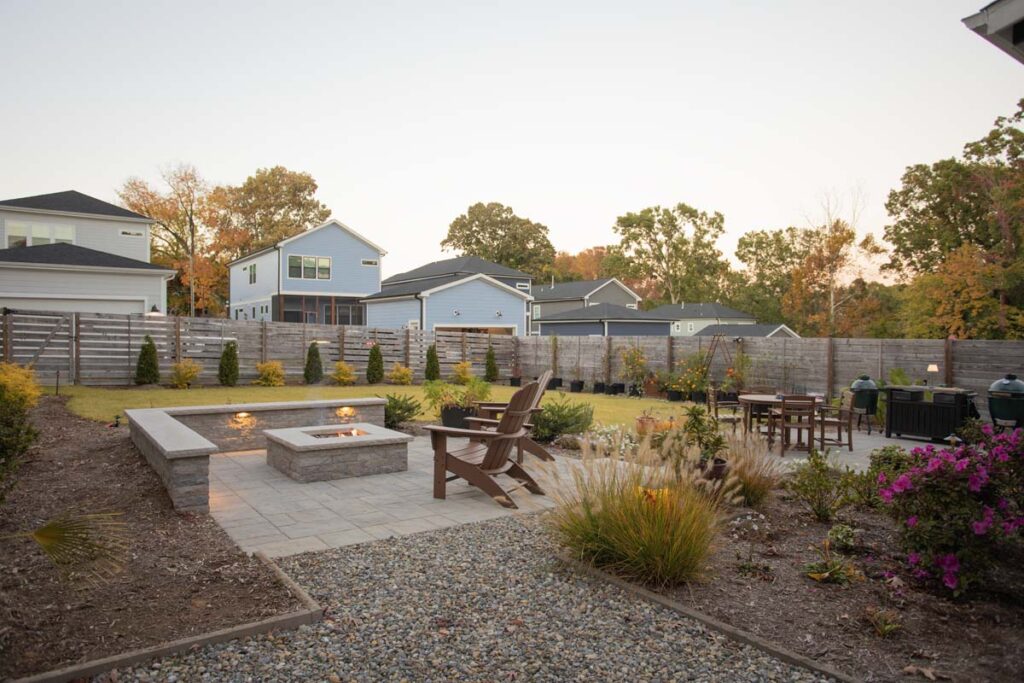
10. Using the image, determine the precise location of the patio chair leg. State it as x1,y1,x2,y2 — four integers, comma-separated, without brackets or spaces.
522,437,555,462
506,462,545,495
433,452,447,500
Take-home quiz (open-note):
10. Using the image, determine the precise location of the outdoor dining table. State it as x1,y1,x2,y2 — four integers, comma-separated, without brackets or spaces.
737,393,825,445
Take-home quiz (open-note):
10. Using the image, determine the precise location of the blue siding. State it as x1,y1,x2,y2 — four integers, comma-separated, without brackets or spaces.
279,223,382,295
538,321,603,336
607,321,671,336
366,298,421,329
425,278,527,333
229,249,278,308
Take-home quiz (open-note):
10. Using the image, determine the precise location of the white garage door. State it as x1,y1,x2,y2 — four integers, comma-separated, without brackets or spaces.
0,297,147,315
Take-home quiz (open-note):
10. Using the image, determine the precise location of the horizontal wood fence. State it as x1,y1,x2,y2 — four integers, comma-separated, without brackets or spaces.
1,310,1021,419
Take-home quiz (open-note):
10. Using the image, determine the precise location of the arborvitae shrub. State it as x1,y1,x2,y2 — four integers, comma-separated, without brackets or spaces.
135,335,160,385
366,344,384,384
304,342,324,384
218,341,239,386
485,345,499,382
425,344,440,381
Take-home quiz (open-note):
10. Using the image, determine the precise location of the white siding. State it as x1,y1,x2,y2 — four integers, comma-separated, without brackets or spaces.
229,249,279,308
0,208,152,262
0,265,167,313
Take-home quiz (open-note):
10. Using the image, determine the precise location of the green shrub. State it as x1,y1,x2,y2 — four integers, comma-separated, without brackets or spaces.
218,341,239,386
383,393,422,429
304,342,323,384
828,523,857,552
531,394,594,442
255,360,285,386
423,378,491,413
845,445,913,509
170,359,202,389
134,335,160,385
386,363,413,385
485,345,499,382
425,344,440,381
366,344,384,384
330,360,356,386
452,360,473,385
786,450,850,523
0,363,40,504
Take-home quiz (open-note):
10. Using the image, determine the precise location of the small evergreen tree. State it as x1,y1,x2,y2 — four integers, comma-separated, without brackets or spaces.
366,343,384,384
218,340,239,386
425,343,441,381
304,342,324,384
484,344,499,382
135,334,160,385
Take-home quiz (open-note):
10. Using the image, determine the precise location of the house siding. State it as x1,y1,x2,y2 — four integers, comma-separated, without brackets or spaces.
591,281,639,307
278,224,382,295
365,298,421,329
0,208,151,262
229,249,278,307
607,321,671,336
537,321,603,336
671,318,755,336
424,278,527,333
0,265,166,314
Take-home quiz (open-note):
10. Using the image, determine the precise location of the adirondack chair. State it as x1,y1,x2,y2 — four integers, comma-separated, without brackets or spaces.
426,381,545,509
469,369,554,463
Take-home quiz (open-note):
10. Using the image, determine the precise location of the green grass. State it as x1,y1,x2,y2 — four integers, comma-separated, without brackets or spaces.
46,383,690,427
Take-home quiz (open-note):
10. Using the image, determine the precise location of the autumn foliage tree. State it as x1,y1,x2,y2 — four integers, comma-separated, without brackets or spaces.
442,202,555,277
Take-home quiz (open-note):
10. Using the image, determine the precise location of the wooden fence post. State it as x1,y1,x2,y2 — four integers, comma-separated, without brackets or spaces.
338,326,346,365
944,336,954,386
261,321,268,363
127,316,133,378
666,335,674,372
460,332,467,361
604,336,612,384
2,312,10,363
175,317,182,362
72,313,80,384
825,336,835,400
404,327,411,368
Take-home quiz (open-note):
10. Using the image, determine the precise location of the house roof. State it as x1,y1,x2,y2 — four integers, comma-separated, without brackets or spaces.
364,272,532,301
538,302,675,323
228,219,386,266
0,243,172,272
695,323,799,338
963,0,1024,65
0,190,151,221
532,278,642,303
646,302,755,320
383,255,530,284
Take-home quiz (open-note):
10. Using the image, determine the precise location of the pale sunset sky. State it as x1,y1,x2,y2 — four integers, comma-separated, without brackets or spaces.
1,0,1022,276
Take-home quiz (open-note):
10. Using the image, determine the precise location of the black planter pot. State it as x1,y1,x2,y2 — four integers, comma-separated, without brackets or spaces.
547,377,563,390
718,391,739,403
610,382,626,395
569,380,585,393
667,389,683,402
440,406,474,429
690,391,707,404
593,381,606,394
509,376,522,387
628,383,644,397
704,457,729,481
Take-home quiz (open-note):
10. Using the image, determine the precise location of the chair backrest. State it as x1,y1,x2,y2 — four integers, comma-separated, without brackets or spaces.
482,381,542,470
748,384,775,394
533,369,554,409
780,395,816,420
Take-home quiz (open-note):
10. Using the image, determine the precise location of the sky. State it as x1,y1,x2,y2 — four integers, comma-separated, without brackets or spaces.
1,0,1022,278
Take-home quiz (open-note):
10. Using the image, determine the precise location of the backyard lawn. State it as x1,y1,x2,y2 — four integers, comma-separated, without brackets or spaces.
46,383,687,427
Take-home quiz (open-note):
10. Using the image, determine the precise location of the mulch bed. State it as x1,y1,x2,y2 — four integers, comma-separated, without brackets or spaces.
0,396,300,680
661,492,1024,682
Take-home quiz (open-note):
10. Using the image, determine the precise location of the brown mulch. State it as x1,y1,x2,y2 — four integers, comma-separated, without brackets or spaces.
661,493,1024,683
0,396,301,680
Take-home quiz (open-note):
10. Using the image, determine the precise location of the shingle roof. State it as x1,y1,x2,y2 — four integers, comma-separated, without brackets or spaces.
646,302,755,320
538,303,676,322
532,278,613,301
694,323,797,338
0,190,151,221
0,243,170,271
362,274,465,299
383,255,530,284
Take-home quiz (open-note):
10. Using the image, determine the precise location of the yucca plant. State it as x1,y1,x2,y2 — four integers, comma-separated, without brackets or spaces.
2,512,128,585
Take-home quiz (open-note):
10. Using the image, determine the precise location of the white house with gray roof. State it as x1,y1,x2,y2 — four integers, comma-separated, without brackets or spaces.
530,278,641,333
0,190,175,314
646,302,758,336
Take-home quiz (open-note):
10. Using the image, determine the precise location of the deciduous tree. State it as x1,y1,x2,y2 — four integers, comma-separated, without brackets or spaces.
442,202,555,277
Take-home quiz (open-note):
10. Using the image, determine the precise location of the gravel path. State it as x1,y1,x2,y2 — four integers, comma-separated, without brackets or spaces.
114,514,831,682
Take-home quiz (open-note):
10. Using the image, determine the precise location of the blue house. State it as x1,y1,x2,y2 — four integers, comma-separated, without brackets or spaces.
535,302,675,336
363,255,532,334
227,219,385,324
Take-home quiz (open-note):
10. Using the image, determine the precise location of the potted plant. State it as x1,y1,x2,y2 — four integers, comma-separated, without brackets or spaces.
569,362,584,393
510,353,522,386
620,345,648,398
681,405,728,479
634,408,659,435
592,370,606,394
665,372,684,402
690,372,709,404
424,378,491,428
548,336,563,389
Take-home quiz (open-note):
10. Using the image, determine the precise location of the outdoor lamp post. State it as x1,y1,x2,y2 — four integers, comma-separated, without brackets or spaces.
926,363,939,385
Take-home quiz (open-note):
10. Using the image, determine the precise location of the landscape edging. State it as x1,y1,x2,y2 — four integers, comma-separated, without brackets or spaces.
557,553,861,683
12,553,323,683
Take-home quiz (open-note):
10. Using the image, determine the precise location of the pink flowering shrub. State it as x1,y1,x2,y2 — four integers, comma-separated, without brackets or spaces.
880,425,1024,594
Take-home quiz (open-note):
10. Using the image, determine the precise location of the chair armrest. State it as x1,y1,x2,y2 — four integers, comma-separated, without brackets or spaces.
424,424,507,440
465,417,535,428
475,401,510,410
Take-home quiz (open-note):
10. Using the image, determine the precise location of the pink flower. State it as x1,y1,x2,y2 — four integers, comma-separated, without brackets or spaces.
876,472,887,484
935,553,959,573
943,573,958,590
972,508,994,535
879,488,894,503
906,516,918,528
955,458,969,472
925,457,943,472
907,552,921,566
892,474,913,493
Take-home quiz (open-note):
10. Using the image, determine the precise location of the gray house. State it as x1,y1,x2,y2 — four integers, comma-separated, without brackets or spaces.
0,190,174,314
228,219,385,324
535,302,675,336
646,302,757,336
363,256,532,335
695,323,799,339
964,0,1024,64
530,278,641,333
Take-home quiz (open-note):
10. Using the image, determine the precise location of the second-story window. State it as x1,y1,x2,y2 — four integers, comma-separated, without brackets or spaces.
249,263,256,284
516,282,530,291
6,220,75,248
287,254,331,280
361,258,378,267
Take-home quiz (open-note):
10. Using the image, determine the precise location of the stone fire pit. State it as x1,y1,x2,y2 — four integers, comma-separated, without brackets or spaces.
264,423,413,482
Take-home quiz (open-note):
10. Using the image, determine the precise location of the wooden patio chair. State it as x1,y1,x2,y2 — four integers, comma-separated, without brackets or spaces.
767,395,817,456
708,387,741,433
818,391,854,452
746,384,776,433
426,381,546,509
470,369,554,463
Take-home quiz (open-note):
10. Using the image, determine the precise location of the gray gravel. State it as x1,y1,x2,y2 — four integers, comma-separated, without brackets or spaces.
112,514,831,682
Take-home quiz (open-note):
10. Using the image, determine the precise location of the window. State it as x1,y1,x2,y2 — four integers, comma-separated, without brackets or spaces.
532,304,541,319
516,282,530,291
317,257,331,279
361,258,378,267
288,254,332,280
303,256,316,279
235,308,240,320
673,322,681,333
407,320,420,330
334,304,365,326
687,322,695,333
288,255,302,278
5,220,75,248
626,303,637,310
248,263,256,284
252,306,256,319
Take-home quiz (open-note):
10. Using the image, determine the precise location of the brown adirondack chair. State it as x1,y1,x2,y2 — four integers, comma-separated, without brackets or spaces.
427,381,546,509
469,369,554,463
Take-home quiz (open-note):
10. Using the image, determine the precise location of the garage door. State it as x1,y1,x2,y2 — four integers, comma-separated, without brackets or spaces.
0,297,147,315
